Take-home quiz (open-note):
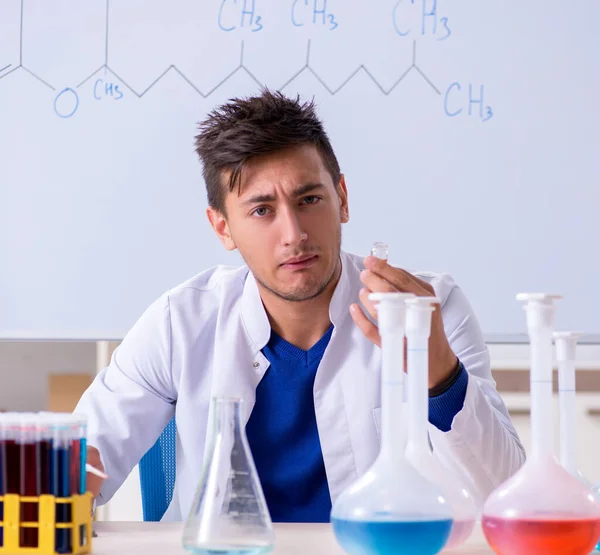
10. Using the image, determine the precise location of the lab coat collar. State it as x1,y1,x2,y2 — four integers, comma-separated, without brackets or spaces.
241,250,359,350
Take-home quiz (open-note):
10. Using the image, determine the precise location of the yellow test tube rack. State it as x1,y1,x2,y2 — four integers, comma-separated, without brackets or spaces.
0,493,93,555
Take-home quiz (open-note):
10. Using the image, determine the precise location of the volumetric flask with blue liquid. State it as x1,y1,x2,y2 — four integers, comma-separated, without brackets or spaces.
331,292,453,555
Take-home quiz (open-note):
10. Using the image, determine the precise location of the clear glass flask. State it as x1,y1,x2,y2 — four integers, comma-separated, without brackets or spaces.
331,292,453,555
404,297,477,549
183,397,275,555
482,294,600,555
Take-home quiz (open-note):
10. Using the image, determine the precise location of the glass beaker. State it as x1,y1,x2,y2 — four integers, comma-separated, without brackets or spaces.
404,297,477,549
183,397,275,555
331,292,453,555
482,294,600,555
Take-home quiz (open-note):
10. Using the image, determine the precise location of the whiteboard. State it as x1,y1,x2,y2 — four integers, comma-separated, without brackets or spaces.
1,0,599,341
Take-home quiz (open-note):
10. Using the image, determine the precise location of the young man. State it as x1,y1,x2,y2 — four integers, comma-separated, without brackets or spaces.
76,90,525,523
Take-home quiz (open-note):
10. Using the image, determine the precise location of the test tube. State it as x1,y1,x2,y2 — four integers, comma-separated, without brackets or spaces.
50,416,72,554
70,414,88,548
5,414,20,498
67,414,88,496
38,417,52,498
19,413,41,548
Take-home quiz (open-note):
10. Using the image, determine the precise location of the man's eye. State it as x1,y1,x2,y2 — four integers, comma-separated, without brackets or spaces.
303,196,320,205
253,207,269,217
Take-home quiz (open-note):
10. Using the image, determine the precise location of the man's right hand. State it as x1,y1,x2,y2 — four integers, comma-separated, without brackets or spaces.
86,446,105,499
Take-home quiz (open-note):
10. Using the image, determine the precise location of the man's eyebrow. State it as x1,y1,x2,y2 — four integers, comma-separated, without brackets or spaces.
292,183,326,197
243,193,276,205
242,183,326,206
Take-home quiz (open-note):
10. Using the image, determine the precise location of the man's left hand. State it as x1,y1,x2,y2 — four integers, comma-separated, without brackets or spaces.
350,255,458,389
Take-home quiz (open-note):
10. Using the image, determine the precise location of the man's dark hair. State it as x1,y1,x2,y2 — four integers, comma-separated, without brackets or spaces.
194,89,341,214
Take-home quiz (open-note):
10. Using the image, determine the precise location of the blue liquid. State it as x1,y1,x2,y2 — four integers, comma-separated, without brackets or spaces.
332,518,453,555
79,437,86,495
51,446,72,554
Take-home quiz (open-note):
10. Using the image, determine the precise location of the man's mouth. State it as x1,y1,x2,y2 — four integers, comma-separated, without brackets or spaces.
280,255,319,270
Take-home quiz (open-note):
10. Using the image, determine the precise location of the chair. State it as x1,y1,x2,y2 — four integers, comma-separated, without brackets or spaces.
138,416,177,521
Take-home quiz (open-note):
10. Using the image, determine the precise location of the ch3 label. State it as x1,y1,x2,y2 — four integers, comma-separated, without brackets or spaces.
94,79,123,101
219,0,263,32
393,0,451,41
292,0,338,30
444,83,493,122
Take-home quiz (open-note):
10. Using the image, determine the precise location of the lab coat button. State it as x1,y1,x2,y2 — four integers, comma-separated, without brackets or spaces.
253,361,260,368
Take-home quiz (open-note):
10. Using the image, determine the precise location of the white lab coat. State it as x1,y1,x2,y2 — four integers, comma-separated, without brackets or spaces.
75,250,525,521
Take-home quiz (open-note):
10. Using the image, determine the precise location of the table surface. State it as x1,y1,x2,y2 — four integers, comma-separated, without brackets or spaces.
94,521,495,554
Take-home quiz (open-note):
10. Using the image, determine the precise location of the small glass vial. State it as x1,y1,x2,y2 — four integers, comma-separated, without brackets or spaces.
371,242,388,261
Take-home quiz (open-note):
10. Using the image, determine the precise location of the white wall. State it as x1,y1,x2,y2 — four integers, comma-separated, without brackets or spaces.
0,341,96,411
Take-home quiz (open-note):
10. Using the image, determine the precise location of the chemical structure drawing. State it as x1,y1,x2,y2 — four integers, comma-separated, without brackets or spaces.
0,0,493,122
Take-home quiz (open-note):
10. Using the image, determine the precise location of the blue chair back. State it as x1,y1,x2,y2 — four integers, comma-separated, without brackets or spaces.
139,416,177,521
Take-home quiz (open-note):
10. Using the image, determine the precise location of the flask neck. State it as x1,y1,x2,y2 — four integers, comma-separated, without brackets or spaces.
380,327,407,459
529,329,554,460
405,332,430,455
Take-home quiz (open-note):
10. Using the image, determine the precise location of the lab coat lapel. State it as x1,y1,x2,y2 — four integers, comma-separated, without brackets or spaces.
314,252,382,503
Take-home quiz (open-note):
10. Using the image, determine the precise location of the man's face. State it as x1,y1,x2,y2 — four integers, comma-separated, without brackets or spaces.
208,145,349,302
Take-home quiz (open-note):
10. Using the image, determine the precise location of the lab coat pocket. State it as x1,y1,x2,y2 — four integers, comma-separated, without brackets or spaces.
372,407,382,443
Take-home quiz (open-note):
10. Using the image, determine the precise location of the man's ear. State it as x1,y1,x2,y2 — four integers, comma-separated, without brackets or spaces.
207,207,236,251
337,174,349,223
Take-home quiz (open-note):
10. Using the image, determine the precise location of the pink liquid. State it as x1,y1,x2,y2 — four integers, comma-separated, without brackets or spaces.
482,515,600,555
444,519,475,549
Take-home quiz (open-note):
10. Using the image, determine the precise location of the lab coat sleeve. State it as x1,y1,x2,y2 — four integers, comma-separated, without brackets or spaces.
427,275,527,507
74,294,176,506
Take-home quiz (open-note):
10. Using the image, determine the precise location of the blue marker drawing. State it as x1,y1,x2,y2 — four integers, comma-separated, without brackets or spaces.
444,82,462,117
241,0,255,27
394,0,449,39
445,82,493,121
393,0,410,36
218,0,236,31
54,88,79,118
437,16,451,40
291,0,308,26
94,79,124,100
327,13,338,30
219,0,263,32
422,0,438,36
468,84,484,119
0,64,11,74
292,0,337,30
313,0,324,24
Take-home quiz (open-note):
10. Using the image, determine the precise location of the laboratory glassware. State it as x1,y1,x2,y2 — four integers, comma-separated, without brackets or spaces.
554,332,591,488
331,292,453,555
183,397,275,555
370,242,388,260
404,296,477,549
481,294,600,555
